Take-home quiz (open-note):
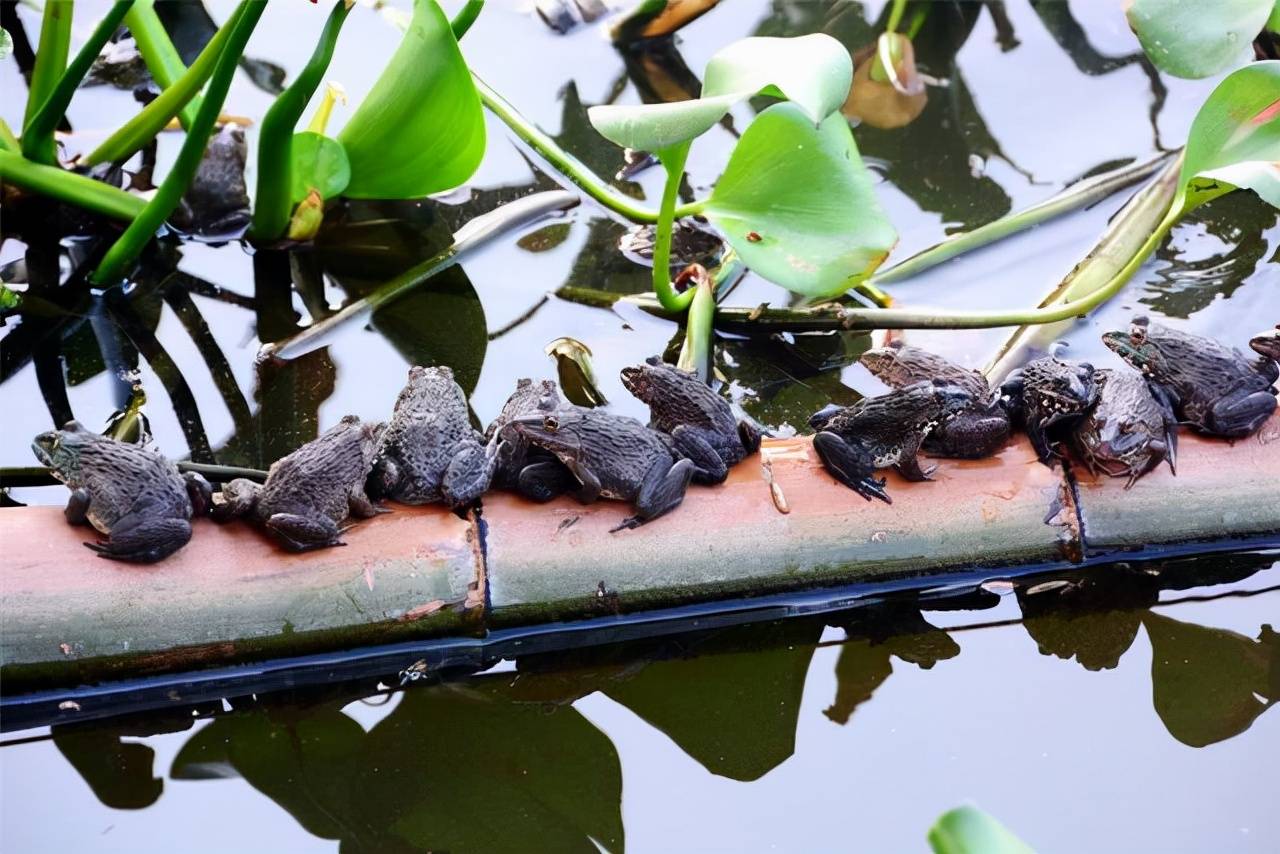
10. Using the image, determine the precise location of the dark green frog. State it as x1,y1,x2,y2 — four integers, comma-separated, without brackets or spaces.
1070,368,1177,488
171,124,251,238
32,422,211,563
485,378,577,502
1102,317,1278,438
620,357,760,484
512,407,695,531
214,415,384,551
809,381,974,504
1000,355,1099,464
860,342,1010,459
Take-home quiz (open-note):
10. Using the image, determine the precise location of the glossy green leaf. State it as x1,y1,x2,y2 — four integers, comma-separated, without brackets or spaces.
0,28,13,62
588,34,851,151
928,806,1035,854
1176,61,1280,212
1127,0,1270,78
1269,2,1280,33
337,0,484,199
701,102,897,298
289,132,350,203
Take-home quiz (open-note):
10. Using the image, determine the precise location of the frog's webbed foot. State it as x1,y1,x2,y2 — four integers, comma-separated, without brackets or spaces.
1148,382,1179,475
212,478,261,522
85,514,193,563
1026,422,1058,466
813,432,890,504
670,425,728,485
516,460,577,503
894,433,935,482
64,487,92,526
738,420,762,454
347,489,390,519
612,458,695,532
184,472,214,516
265,513,345,552
1208,390,1277,438
441,442,494,509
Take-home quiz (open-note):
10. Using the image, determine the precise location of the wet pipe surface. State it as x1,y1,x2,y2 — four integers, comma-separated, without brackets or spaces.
2,414,1277,687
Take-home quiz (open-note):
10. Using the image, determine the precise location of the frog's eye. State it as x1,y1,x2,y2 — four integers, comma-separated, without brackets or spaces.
543,415,560,432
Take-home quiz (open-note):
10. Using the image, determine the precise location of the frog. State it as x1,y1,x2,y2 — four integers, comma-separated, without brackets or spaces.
1000,354,1099,464
31,421,211,563
808,381,975,504
1249,324,1280,367
213,415,384,551
484,378,578,502
1102,316,1278,438
1070,368,1178,488
859,342,1010,459
170,124,251,238
619,357,760,484
511,407,695,531
368,365,493,509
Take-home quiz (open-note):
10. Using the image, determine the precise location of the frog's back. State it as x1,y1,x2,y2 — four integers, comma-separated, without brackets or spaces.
80,440,189,527
261,420,368,522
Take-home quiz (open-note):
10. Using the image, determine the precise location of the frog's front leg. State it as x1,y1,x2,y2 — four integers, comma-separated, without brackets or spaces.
441,440,494,509
670,425,728,484
894,432,937,482
212,478,261,522
516,460,576,503
184,472,213,516
612,458,695,532
566,460,602,504
812,432,890,504
1150,382,1179,475
84,508,192,563
264,513,344,552
64,487,92,526
1207,390,1277,438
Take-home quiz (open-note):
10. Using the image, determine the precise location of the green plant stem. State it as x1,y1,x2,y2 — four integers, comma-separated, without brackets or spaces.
868,151,1173,287
22,0,73,165
0,149,145,220
83,1,251,166
23,0,135,165
677,272,715,379
0,119,20,152
450,0,484,39
885,0,908,33
250,0,353,241
652,143,698,312
91,1,265,285
473,75,698,224
2,461,267,488
125,0,200,129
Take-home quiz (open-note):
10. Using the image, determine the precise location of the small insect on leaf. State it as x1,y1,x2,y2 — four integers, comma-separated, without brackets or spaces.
746,231,763,242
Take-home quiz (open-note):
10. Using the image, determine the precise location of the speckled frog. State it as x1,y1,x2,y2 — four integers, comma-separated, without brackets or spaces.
214,415,384,551
620,357,760,484
1070,368,1177,487
32,422,211,563
1103,317,1277,438
484,378,577,502
809,381,974,504
860,342,1010,459
171,123,251,238
369,366,492,509
1000,355,1099,464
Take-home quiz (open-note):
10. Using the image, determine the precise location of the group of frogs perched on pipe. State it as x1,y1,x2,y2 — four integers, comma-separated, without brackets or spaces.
29,318,1280,563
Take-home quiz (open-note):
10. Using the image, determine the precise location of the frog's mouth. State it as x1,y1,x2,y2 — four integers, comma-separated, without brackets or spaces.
30,434,57,467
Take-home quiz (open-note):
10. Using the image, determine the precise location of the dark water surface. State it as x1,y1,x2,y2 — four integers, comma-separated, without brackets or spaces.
2,1,1278,851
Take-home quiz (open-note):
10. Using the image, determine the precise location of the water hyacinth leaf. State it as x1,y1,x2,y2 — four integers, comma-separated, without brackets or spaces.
0,28,12,61
927,805,1035,854
588,34,851,151
701,103,896,298
290,132,350,203
1126,0,1271,79
1175,61,1280,212
338,0,484,199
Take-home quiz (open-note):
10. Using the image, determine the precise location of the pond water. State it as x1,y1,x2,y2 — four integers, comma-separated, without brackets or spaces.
1,1,1278,851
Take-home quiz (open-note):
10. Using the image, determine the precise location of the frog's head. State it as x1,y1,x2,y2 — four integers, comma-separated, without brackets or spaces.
511,408,587,459
1250,325,1280,363
1028,356,1098,417
857,341,907,378
1102,316,1174,380
31,421,95,480
619,356,692,404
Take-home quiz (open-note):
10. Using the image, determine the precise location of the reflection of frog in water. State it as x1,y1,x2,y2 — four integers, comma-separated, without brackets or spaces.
170,124,251,238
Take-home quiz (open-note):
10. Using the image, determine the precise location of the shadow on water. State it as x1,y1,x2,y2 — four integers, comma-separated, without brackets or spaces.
40,553,1277,849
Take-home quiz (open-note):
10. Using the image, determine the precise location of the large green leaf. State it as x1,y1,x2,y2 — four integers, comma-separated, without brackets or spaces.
1176,61,1280,212
588,34,851,151
1126,0,1271,79
289,131,350,202
337,0,484,198
928,806,1035,854
700,102,897,297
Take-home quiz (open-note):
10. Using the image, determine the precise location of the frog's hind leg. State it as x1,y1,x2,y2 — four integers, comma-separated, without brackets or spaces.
84,515,193,563
670,425,729,484
64,487,92,526
516,460,577,503
184,472,214,516
1149,382,1179,475
265,513,344,552
1207,390,1277,439
813,432,890,504
612,458,695,532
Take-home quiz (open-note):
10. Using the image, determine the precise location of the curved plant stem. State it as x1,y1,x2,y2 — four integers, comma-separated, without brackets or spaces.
265,189,580,360
125,0,200,129
652,142,698,312
21,0,73,165
450,0,484,39
676,268,716,381
3,461,268,488
0,119,19,152
91,0,266,286
885,0,908,33
250,0,353,241
0,149,145,220
473,75,699,224
868,151,1174,287
83,1,251,166
23,0,135,164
